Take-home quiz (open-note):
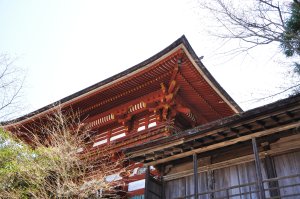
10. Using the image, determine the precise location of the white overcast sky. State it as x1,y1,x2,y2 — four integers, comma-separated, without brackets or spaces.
0,0,298,118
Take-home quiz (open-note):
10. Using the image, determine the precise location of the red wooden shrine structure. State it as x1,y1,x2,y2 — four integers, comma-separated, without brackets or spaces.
3,36,242,198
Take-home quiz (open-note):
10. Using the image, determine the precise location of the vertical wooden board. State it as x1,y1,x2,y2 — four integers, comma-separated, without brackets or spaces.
237,162,250,199
260,158,272,198
165,178,186,199
185,175,194,198
165,172,210,199
164,180,171,199
257,159,269,199
198,171,209,199
213,161,262,199
145,171,162,199
273,151,300,197
149,179,161,195
148,182,160,199
237,161,259,199
229,165,241,198
213,167,230,198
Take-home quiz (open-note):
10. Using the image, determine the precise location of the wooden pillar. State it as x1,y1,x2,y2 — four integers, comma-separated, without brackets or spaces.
262,143,280,197
252,138,266,199
145,166,150,199
193,153,198,199
160,165,165,199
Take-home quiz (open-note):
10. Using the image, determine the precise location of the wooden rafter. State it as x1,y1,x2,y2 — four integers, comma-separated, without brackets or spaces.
177,71,221,119
80,70,173,115
175,95,207,124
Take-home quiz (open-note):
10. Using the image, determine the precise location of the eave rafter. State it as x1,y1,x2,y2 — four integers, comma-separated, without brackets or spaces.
175,95,207,124
80,70,173,116
74,50,184,113
177,70,221,119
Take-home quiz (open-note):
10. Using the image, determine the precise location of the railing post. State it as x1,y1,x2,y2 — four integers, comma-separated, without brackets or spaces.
193,153,198,199
252,137,266,199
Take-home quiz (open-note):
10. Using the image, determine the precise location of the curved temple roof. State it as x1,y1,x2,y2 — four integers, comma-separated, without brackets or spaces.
3,35,242,128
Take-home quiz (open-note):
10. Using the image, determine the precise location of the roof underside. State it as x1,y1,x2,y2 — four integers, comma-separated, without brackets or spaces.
3,35,241,128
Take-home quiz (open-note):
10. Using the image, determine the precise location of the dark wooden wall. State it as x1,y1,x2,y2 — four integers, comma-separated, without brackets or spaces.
164,149,300,199
165,161,262,199
165,172,209,199
273,151,300,197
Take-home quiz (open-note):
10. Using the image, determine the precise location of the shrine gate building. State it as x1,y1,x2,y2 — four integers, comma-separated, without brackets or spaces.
4,36,300,199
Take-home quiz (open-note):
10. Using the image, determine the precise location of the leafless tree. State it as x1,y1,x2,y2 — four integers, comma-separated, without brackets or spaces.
0,54,24,120
198,0,298,56
3,107,126,198
196,0,300,99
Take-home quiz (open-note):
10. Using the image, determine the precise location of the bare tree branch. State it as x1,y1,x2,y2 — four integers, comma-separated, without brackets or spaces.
198,0,300,54
2,107,126,198
240,82,300,104
0,54,25,120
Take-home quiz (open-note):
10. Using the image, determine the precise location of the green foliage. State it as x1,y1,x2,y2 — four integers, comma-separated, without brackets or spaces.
0,110,121,198
0,128,52,198
281,0,300,57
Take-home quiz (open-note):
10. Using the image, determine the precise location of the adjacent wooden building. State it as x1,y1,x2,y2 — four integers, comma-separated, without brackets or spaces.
126,93,300,199
3,36,300,199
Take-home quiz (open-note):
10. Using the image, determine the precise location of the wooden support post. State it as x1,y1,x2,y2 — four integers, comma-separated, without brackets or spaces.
160,165,165,199
252,138,266,199
193,153,198,199
262,143,280,198
145,166,150,199
207,170,215,199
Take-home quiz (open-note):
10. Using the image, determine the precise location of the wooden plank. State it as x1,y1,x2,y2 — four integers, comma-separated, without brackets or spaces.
263,154,280,197
193,153,198,198
127,139,185,158
145,121,300,166
165,177,186,199
184,108,300,143
164,142,300,181
273,151,300,197
252,137,266,199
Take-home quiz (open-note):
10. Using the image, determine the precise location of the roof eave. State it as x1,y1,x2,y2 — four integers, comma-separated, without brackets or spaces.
2,35,241,127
